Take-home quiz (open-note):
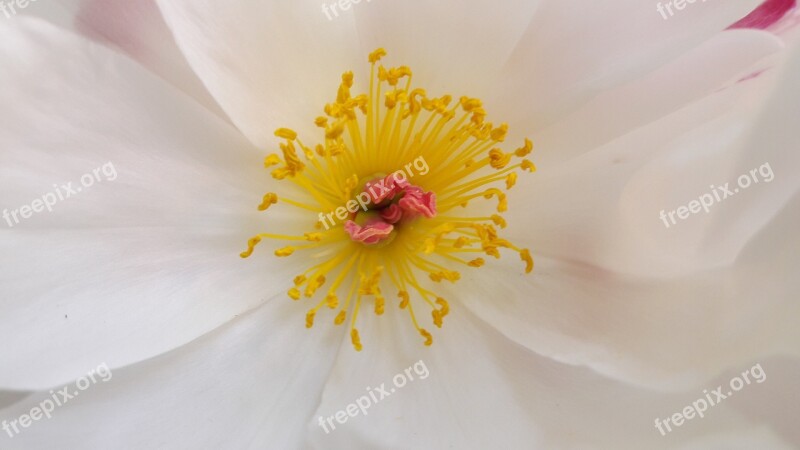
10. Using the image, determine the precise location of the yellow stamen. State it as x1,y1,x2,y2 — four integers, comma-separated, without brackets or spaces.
258,193,278,211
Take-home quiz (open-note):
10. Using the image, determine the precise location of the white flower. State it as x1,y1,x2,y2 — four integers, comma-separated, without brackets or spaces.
0,0,798,448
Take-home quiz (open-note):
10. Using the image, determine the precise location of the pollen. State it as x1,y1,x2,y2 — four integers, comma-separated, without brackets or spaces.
241,49,535,351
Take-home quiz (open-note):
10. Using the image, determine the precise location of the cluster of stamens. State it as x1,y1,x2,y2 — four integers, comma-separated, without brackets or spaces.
241,48,535,351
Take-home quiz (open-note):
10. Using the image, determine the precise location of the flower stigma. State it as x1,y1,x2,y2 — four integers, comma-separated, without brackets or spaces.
241,48,535,351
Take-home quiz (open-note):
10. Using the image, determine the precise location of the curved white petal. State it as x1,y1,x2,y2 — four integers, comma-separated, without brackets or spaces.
74,0,228,118
458,188,800,390
154,0,545,148
304,305,794,449
508,36,799,277
0,297,344,449
350,0,542,99
492,0,763,134
0,19,295,389
532,29,784,167
16,0,226,119
154,0,365,147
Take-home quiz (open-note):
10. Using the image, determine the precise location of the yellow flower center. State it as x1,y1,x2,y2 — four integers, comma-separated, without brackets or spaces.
241,48,535,351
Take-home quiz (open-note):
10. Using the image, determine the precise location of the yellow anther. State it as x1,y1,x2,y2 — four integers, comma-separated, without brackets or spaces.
314,117,328,128
270,167,291,180
337,71,354,103
515,138,533,157
432,310,443,328
326,293,339,309
258,193,278,211
435,297,450,317
385,90,401,109
375,296,385,315
305,275,326,297
453,236,469,248
334,310,347,325
240,236,262,258
368,48,387,63
274,128,297,140
264,154,280,167
359,266,384,295
329,143,345,156
468,258,485,267
350,94,369,114
343,173,359,199
409,89,426,114
419,328,433,346
429,271,460,283
281,142,305,172
520,249,534,273
505,172,517,190
423,237,437,254
460,97,482,112
275,246,295,257
521,159,536,172
398,291,410,309
470,108,487,125
306,310,315,328
304,232,323,242
288,287,301,300
325,121,346,140
497,193,508,212
489,149,512,170
490,123,509,142
351,328,363,351
294,275,307,286
490,215,507,229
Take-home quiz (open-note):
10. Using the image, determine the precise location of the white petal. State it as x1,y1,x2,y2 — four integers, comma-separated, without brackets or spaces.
304,305,793,448
17,0,226,119
0,297,344,449
492,0,763,133
350,0,541,98
533,29,784,167
154,0,365,147
458,189,800,389
509,37,798,277
0,19,295,389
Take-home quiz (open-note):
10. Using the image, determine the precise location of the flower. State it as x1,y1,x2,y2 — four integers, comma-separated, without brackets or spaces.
0,0,798,449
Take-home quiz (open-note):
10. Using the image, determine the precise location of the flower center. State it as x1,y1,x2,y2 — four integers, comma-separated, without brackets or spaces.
241,48,535,351
343,174,437,246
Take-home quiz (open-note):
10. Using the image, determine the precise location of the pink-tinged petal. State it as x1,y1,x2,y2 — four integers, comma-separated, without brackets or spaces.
344,220,394,245
379,203,404,224
74,0,227,119
730,0,797,29
398,188,437,218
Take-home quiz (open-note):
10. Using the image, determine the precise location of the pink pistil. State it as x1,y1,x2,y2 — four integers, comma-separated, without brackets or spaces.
398,186,437,218
344,219,394,245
